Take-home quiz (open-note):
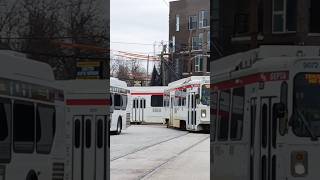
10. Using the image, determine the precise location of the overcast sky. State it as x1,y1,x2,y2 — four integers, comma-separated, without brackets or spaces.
110,0,171,55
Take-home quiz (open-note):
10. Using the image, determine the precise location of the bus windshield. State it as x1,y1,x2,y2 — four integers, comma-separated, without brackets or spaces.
201,84,210,106
293,73,320,138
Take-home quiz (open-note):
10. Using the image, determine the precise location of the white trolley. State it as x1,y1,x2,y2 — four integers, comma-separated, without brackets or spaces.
129,86,167,124
211,46,320,180
164,76,210,131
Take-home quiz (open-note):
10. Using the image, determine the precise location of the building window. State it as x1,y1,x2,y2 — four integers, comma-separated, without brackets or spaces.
206,57,210,72
272,0,297,33
195,55,203,72
310,0,320,33
207,31,210,51
176,15,180,31
199,33,203,49
172,36,176,52
199,10,209,28
192,36,199,50
189,15,197,30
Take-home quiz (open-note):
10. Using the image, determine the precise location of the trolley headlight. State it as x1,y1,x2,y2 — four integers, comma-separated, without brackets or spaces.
291,151,308,177
294,163,306,175
201,109,206,118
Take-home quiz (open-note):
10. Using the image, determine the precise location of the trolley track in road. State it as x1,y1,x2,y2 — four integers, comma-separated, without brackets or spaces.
111,131,191,162
138,135,209,180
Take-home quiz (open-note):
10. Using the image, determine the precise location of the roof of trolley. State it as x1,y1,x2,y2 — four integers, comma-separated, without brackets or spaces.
167,76,210,90
211,45,320,83
0,50,55,83
129,86,167,93
110,77,128,89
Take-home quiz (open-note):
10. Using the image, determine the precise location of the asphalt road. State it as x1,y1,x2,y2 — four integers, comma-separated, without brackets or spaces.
110,125,209,180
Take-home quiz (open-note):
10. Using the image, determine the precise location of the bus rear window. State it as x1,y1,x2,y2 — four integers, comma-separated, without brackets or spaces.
151,95,163,107
0,99,11,163
13,101,35,153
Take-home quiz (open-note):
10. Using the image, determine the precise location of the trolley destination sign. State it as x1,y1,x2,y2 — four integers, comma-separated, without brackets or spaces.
76,61,102,79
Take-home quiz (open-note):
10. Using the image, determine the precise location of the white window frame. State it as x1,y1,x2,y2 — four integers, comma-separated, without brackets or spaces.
194,55,203,72
199,10,209,29
192,36,199,50
272,0,296,33
176,15,180,31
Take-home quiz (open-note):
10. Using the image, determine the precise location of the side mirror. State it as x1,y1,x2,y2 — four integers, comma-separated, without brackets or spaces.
274,103,286,118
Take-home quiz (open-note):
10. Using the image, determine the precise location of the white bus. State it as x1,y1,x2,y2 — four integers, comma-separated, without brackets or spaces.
210,46,320,180
164,76,210,131
57,80,109,180
110,77,130,134
129,86,167,124
0,51,65,180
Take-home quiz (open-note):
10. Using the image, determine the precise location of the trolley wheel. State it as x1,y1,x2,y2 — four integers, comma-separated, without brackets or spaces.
165,119,169,128
26,170,38,180
116,118,122,135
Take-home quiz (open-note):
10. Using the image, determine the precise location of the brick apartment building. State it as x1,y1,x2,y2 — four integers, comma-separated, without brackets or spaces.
164,0,210,85
211,0,320,61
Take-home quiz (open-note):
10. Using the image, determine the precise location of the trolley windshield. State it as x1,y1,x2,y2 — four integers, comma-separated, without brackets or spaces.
292,73,320,138
201,84,210,106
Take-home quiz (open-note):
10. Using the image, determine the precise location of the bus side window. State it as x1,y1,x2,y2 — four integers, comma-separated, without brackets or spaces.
151,95,163,107
114,94,122,110
218,90,231,141
13,101,35,153
36,104,56,154
121,95,127,110
230,87,245,141
0,98,11,163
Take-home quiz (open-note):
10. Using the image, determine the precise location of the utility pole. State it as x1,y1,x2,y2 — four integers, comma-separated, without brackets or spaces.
146,54,149,85
160,41,164,85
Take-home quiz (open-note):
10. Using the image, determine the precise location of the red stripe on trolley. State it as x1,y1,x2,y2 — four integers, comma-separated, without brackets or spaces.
66,99,110,106
211,71,289,90
131,93,164,96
